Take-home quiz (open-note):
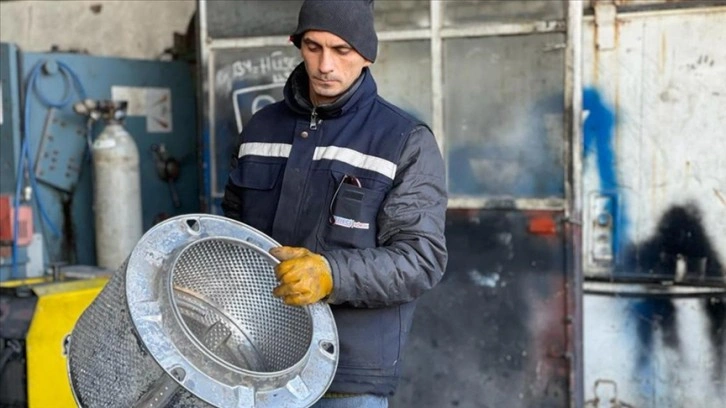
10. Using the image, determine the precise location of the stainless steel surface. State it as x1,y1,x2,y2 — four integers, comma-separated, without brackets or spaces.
132,373,183,408
126,215,338,408
170,238,312,372
69,214,338,408
132,322,232,408
68,260,171,408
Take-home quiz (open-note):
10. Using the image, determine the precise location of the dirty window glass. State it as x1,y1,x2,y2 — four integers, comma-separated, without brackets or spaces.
444,0,565,27
371,40,432,125
444,33,566,198
207,0,430,39
206,0,303,39
375,0,430,30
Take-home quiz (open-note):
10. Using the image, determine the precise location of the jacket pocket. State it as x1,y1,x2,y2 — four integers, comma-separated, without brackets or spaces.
226,160,283,232
230,160,282,190
318,173,384,250
333,305,401,370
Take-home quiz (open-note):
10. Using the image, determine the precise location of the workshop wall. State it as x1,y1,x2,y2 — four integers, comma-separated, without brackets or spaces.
0,0,195,60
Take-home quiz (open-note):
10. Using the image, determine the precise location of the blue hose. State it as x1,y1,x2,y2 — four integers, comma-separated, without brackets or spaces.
11,59,87,279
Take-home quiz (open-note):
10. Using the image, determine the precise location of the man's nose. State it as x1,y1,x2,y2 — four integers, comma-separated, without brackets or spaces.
319,50,334,74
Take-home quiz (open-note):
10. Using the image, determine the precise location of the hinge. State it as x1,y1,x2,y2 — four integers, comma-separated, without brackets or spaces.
594,0,617,51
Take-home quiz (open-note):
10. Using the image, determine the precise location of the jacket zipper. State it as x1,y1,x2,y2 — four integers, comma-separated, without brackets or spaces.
310,108,318,130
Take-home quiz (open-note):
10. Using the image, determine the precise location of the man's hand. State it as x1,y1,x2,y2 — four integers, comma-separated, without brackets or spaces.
269,246,333,306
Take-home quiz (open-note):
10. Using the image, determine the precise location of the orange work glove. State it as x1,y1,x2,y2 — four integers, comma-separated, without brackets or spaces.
269,246,333,306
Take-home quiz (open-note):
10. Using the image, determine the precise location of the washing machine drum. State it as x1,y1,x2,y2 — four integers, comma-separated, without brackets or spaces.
68,215,338,408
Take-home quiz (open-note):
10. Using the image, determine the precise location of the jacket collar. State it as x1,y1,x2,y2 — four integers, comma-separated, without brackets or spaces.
284,62,376,118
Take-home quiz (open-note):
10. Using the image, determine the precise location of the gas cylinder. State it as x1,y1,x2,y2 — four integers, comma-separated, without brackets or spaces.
89,101,142,270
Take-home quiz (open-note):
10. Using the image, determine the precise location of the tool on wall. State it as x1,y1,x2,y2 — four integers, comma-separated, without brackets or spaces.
151,143,182,209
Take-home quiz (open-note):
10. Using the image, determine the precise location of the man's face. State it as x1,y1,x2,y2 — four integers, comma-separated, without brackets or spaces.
300,30,372,106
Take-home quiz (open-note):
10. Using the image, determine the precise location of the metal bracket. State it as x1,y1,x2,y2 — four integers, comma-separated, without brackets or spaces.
587,192,617,267
594,0,617,51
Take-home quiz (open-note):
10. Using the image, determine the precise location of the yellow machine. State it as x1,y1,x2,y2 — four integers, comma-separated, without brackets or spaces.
0,274,108,407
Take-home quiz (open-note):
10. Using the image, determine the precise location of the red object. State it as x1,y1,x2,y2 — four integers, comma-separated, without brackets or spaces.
0,195,33,246
528,214,557,236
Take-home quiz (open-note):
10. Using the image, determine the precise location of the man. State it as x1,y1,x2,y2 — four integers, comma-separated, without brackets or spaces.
222,1,447,406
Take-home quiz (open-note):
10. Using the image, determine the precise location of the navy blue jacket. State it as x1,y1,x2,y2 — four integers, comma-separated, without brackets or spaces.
222,63,447,395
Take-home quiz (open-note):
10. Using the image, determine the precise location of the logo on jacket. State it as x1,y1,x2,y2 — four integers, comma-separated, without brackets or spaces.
331,215,370,230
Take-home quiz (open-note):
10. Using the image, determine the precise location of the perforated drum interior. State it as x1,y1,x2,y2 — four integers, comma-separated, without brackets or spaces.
170,238,312,373
68,215,338,408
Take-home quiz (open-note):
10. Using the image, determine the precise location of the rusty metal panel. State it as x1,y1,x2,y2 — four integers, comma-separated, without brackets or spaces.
582,8,726,284
392,210,572,408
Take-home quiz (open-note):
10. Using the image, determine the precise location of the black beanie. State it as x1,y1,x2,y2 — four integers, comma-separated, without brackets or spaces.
291,0,378,62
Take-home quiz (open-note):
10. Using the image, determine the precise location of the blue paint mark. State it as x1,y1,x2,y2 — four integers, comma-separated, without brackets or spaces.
583,88,629,260
583,89,616,191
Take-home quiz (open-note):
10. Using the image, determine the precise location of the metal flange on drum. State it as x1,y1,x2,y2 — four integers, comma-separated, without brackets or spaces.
68,215,339,408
